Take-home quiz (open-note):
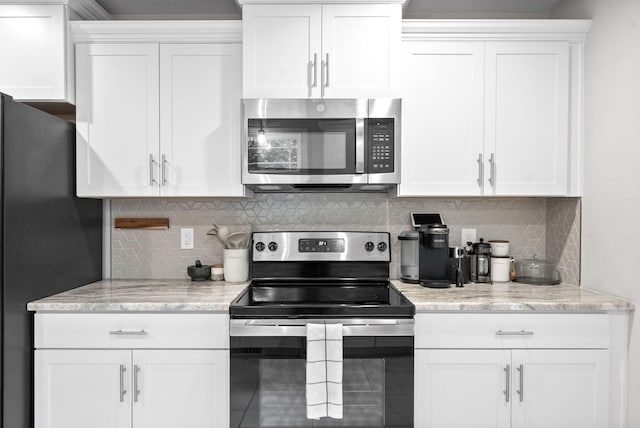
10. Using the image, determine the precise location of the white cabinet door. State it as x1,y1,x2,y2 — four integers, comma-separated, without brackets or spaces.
132,350,229,428
160,44,244,197
76,43,160,197
321,4,400,98
484,42,570,196
35,349,132,428
511,350,609,428
415,349,511,428
242,4,321,98
398,42,485,196
0,4,68,101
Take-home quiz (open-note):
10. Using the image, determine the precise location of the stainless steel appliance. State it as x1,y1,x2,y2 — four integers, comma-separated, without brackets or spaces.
398,230,419,282
0,93,102,427
242,99,400,192
229,231,414,428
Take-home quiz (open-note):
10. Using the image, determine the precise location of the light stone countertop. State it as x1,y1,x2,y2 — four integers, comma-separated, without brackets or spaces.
26,280,249,312
392,280,634,312
26,279,634,313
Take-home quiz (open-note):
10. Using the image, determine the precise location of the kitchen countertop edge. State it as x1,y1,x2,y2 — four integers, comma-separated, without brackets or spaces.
26,279,634,313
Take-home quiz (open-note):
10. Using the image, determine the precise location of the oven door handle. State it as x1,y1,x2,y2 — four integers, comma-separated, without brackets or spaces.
230,319,414,337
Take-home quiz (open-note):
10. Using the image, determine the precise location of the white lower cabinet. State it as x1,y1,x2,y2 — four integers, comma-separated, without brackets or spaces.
34,314,229,428
414,313,610,428
35,350,131,428
133,350,228,428
416,349,608,428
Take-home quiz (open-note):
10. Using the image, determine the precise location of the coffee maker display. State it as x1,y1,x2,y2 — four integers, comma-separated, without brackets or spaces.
419,223,451,288
470,238,492,283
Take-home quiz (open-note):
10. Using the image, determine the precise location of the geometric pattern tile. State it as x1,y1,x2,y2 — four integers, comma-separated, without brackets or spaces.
110,194,577,283
545,197,581,286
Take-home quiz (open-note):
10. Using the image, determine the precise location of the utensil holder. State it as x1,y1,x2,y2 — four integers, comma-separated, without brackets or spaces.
223,248,249,282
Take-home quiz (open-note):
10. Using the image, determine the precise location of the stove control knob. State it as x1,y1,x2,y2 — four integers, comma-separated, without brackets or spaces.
377,242,388,252
364,241,375,252
268,241,278,252
255,241,265,252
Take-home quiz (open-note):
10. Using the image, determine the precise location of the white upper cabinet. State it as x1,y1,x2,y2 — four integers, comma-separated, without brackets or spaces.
159,44,243,197
76,43,160,197
0,4,71,101
398,21,589,197
484,42,569,196
74,22,245,198
242,3,401,98
400,41,485,196
242,4,321,98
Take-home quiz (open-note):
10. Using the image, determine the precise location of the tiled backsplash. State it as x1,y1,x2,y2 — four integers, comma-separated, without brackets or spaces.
110,194,580,285
546,198,581,286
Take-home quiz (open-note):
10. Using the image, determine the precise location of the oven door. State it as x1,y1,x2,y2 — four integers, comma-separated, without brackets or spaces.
230,319,414,428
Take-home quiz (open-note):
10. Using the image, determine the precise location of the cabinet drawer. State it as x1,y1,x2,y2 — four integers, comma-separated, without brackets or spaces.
415,313,609,349
34,313,229,349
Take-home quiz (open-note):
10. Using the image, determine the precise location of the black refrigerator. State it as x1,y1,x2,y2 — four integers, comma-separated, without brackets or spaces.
0,93,103,427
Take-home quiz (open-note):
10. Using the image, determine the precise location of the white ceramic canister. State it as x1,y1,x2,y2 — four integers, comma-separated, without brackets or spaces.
489,240,510,257
491,256,512,282
223,248,249,282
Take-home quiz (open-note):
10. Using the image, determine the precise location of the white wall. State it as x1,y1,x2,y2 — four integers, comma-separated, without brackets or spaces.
552,0,640,425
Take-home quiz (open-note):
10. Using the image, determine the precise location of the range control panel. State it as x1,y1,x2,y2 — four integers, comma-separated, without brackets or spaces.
252,231,390,262
367,118,394,173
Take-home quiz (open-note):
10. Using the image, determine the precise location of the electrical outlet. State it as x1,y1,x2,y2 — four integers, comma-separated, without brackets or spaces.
461,228,476,246
181,228,194,249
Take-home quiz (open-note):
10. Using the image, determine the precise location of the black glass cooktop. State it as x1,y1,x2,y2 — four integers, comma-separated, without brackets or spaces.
229,280,415,319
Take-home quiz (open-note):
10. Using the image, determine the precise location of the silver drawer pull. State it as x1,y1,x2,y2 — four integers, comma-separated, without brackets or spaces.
495,330,534,336
109,329,148,336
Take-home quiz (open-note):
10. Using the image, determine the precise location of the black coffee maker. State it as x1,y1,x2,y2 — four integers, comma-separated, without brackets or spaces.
419,223,450,288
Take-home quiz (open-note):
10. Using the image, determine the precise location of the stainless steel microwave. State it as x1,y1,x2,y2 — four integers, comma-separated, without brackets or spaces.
242,98,401,192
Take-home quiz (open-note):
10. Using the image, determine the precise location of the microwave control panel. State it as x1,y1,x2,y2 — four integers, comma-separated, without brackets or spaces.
367,119,394,173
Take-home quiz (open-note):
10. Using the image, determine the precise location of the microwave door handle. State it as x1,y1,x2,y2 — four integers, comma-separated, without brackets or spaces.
355,118,365,174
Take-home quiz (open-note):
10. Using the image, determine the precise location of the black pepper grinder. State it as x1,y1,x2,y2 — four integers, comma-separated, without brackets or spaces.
449,247,466,287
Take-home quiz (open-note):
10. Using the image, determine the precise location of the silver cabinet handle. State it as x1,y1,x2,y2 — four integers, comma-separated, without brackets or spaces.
161,154,167,186
312,53,318,88
477,153,483,186
504,365,510,403
517,364,524,402
149,154,157,186
321,53,329,97
134,364,141,403
488,152,496,186
109,329,148,336
308,53,318,97
325,53,329,88
119,364,127,403
495,330,534,336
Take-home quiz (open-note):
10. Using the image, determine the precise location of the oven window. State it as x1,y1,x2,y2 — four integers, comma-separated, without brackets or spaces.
230,336,413,428
247,119,356,174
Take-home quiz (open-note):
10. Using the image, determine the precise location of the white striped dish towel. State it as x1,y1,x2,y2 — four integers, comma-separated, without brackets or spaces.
306,323,343,420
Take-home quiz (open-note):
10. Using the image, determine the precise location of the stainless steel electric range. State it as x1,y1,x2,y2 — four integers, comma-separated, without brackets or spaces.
229,231,414,428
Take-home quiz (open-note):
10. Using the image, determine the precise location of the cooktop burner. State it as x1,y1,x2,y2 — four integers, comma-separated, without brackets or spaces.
230,231,415,319
229,280,414,319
